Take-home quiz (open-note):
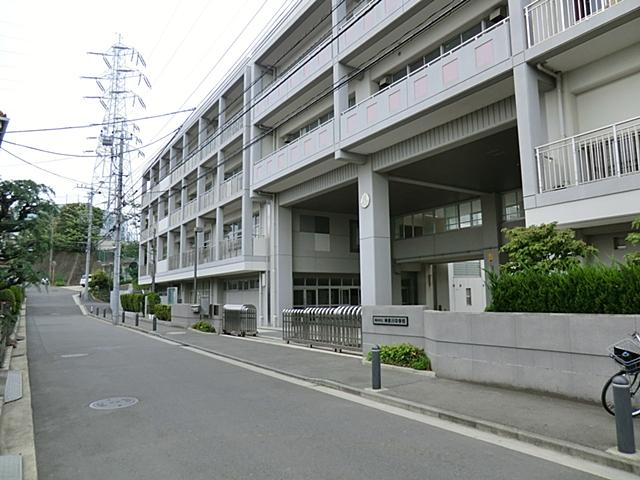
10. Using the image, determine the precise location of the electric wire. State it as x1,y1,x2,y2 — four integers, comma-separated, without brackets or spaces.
1,147,90,185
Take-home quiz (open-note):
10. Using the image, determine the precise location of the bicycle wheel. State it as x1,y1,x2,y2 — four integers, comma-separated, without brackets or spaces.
601,370,640,416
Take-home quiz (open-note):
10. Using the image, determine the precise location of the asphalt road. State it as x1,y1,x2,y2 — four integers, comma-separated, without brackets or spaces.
27,287,603,480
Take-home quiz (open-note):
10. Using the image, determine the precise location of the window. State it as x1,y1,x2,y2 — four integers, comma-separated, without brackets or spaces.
348,93,356,108
393,199,483,239
502,190,524,222
293,274,361,307
286,111,334,142
465,288,472,306
614,237,627,250
349,220,360,253
300,215,330,234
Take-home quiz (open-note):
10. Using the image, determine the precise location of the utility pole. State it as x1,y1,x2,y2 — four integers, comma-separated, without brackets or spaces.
112,131,125,325
151,228,157,293
48,219,55,281
81,185,95,301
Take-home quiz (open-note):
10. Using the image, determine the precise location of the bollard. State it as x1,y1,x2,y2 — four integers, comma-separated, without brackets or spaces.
90,306,94,314
152,315,157,332
103,308,106,318
613,375,636,454
135,313,139,327
96,307,99,316
122,311,125,323
371,345,381,390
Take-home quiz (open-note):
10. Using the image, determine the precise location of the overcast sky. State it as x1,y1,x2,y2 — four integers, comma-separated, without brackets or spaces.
1,0,291,205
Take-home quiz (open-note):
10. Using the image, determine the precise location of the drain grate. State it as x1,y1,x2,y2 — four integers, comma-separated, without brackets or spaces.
89,397,139,410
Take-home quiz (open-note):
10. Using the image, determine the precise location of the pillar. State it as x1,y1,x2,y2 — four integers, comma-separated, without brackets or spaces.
271,202,293,326
358,161,392,305
242,65,254,256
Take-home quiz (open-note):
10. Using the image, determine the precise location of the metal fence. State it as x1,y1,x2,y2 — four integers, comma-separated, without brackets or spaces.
223,304,257,336
282,306,362,352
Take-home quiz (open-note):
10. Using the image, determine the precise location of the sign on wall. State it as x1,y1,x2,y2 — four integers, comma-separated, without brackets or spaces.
372,315,409,327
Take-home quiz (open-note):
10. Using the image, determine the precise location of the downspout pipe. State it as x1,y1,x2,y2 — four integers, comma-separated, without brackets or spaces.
537,63,565,137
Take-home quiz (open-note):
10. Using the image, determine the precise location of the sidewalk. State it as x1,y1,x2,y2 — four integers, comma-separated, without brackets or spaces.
96,307,640,475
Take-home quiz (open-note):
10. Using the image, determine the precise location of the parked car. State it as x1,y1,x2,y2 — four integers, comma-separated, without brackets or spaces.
80,274,92,287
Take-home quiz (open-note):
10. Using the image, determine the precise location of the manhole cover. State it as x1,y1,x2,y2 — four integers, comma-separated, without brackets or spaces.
89,397,139,410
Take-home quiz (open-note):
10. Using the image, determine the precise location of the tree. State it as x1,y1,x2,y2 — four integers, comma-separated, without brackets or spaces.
0,179,57,288
500,223,597,274
120,241,139,260
626,217,640,265
53,203,103,252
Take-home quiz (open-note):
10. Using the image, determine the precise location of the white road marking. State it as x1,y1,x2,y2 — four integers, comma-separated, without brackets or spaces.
60,353,88,358
181,345,636,480
165,331,186,335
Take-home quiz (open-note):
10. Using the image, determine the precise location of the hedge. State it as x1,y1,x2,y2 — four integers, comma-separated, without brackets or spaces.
120,293,144,312
146,292,161,312
9,285,23,313
0,289,16,314
487,263,640,313
154,304,171,321
367,343,430,370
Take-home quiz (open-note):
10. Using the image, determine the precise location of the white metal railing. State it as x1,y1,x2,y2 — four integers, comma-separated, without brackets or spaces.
141,191,151,206
199,188,216,211
181,250,195,268
168,253,181,270
220,172,243,202
525,0,623,47
221,115,244,145
220,236,242,259
169,209,182,227
536,116,640,192
200,131,219,159
184,198,198,219
139,228,149,242
198,245,216,264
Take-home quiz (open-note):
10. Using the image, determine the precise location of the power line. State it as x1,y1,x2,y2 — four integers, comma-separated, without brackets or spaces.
4,108,195,134
1,147,90,184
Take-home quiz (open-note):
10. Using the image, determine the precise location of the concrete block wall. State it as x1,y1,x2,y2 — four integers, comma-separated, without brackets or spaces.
362,306,640,402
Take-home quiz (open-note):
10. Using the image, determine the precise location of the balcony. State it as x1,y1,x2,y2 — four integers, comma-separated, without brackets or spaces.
220,172,243,202
183,198,198,221
168,253,181,270
181,250,195,268
253,119,335,187
169,209,182,227
253,38,332,121
338,0,420,55
525,0,624,47
200,131,220,161
199,188,216,212
198,245,216,265
220,236,242,260
220,115,244,146
141,191,151,206
140,228,150,242
536,116,640,193
340,19,511,145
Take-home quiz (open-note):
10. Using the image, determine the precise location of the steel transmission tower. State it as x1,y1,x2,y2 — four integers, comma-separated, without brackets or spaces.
83,35,150,324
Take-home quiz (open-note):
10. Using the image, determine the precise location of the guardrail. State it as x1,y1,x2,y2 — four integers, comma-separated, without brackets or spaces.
525,0,623,47
282,306,362,351
536,115,640,192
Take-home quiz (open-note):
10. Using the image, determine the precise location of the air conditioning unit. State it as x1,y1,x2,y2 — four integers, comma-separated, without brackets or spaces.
378,75,392,89
489,6,507,23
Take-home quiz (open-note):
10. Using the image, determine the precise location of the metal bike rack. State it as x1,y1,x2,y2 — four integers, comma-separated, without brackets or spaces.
222,304,257,336
282,305,362,352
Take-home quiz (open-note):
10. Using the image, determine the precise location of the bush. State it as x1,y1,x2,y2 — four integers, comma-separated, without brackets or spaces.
9,285,23,313
146,292,160,313
54,278,65,286
120,293,144,312
367,343,430,370
153,304,171,321
0,289,16,314
487,263,640,313
192,320,215,333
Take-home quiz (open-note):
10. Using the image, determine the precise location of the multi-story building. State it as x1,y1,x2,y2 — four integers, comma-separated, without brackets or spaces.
138,0,640,325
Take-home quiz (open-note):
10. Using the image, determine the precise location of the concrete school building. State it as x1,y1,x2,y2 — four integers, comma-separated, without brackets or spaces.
137,0,640,326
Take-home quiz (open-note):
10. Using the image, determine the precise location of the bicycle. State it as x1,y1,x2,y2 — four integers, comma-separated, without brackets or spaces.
601,331,640,416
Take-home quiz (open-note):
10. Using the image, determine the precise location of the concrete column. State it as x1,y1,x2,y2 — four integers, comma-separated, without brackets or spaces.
242,65,254,256
179,224,187,267
167,230,175,266
271,202,293,326
358,161,392,305
514,62,546,214
218,96,226,132
215,207,224,261
217,151,225,203
507,0,528,56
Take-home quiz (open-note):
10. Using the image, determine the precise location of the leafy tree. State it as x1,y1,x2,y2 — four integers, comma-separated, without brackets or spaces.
0,179,56,288
626,217,640,265
54,203,103,252
120,241,139,260
500,223,597,274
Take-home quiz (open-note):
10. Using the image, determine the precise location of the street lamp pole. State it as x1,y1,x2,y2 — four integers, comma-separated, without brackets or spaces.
193,226,203,304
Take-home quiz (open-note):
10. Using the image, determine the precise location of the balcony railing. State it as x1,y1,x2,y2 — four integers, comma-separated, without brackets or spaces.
341,19,511,142
181,250,195,268
536,116,640,192
168,253,181,270
220,115,244,145
254,37,332,119
183,198,198,220
141,191,151,206
198,245,216,265
525,0,623,47
253,119,334,185
220,172,243,202
220,236,242,259
199,188,216,212
169,209,182,227
140,228,150,242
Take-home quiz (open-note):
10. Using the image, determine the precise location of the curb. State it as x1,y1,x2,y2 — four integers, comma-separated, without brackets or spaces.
84,311,640,476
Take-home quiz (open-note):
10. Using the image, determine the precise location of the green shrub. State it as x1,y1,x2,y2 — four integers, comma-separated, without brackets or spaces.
146,292,160,313
192,320,215,333
54,278,65,286
89,270,111,291
9,285,23,312
120,293,144,312
487,263,640,313
153,304,171,321
0,289,16,314
367,343,430,370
